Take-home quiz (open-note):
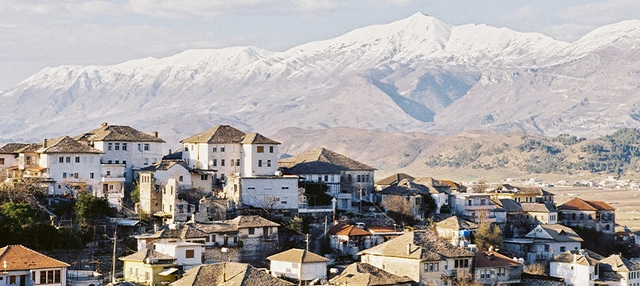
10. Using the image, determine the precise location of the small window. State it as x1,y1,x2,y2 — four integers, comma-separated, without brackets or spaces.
249,227,255,235
179,175,183,182
138,144,142,151
90,173,94,179
144,144,149,151
221,159,225,166
220,147,225,152
258,160,262,167
269,146,274,153
201,174,208,180
66,157,71,163
62,173,67,178
257,146,264,153
212,159,217,166
236,159,240,166
213,147,217,152
115,143,120,150
144,158,149,165
74,173,78,178
58,157,64,163
186,249,195,259
108,143,113,150
267,160,271,167
122,143,127,151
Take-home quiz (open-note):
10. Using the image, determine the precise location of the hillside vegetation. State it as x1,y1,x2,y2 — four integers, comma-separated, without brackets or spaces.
274,127,640,181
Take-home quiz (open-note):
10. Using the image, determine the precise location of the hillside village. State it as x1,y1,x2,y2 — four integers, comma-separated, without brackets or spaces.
3,123,640,286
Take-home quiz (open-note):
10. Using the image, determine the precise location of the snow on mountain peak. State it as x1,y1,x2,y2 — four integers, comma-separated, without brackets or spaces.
568,20,640,56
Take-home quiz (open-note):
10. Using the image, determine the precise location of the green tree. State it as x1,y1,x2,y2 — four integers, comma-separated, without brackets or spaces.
76,191,114,224
130,185,140,204
474,223,503,251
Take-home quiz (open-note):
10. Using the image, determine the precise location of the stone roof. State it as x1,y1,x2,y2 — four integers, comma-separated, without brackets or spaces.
475,251,522,268
140,160,189,172
149,216,280,239
0,245,69,271
75,123,165,143
267,249,329,263
493,198,523,213
172,262,294,286
181,125,246,144
329,262,415,286
436,216,478,231
358,230,474,261
240,132,280,145
494,184,547,195
0,143,31,154
380,179,431,196
279,147,375,174
119,248,176,263
39,136,103,154
525,224,583,243
375,173,415,186
521,203,556,213
552,249,604,266
558,197,615,211
599,254,640,272
328,224,371,236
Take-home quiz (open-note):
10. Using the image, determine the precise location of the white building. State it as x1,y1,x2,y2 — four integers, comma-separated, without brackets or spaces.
267,249,329,282
504,224,583,263
550,249,603,286
139,159,216,193
75,122,165,183
0,143,26,171
224,174,299,210
0,245,69,286
153,241,205,271
451,193,499,224
180,125,280,181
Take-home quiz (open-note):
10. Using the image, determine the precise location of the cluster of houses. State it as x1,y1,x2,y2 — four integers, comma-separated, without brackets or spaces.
1,123,639,286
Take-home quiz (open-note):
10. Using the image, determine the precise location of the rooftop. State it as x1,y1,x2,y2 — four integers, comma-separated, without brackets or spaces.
358,230,474,261
75,123,165,143
173,262,293,286
279,147,375,174
475,251,522,268
558,197,615,211
267,249,329,263
329,262,414,286
0,245,70,271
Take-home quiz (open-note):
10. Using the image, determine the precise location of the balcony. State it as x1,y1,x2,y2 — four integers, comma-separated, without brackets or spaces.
463,204,496,211
101,174,125,182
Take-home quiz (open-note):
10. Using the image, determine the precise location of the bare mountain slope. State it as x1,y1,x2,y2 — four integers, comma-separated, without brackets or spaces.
2,13,640,144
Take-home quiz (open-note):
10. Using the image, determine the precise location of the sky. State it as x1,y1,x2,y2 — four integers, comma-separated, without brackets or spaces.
2,0,640,90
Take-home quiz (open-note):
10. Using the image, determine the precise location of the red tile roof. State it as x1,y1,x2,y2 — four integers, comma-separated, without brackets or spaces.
475,251,522,268
328,224,371,236
558,197,615,211
0,245,69,271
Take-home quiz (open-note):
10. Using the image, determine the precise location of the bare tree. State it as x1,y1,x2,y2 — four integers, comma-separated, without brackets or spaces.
471,179,488,193
524,263,546,275
381,195,415,226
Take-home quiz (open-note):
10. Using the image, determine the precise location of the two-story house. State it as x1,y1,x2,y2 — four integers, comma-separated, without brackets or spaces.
504,224,583,263
474,250,523,285
550,249,604,286
451,193,499,224
120,249,178,286
492,184,555,205
75,122,165,184
558,197,616,234
358,230,475,285
0,245,69,286
279,147,376,210
267,249,329,282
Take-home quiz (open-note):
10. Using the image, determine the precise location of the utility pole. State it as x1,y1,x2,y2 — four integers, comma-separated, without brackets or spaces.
111,229,117,284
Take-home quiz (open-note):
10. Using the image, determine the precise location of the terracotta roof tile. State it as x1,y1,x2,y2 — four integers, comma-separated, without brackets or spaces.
558,197,612,211
328,224,371,236
474,251,522,268
0,245,69,270
119,248,176,262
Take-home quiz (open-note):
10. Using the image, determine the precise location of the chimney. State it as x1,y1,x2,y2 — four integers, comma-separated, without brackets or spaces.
101,122,108,127
42,139,47,148
573,253,577,263
152,131,158,137
406,244,411,255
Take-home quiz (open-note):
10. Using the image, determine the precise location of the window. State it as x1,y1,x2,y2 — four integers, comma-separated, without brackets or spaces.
186,249,195,259
123,160,126,165
144,158,149,165
221,159,225,166
58,157,64,163
560,246,566,252
75,156,80,163
269,146,274,153
236,159,240,166
282,186,289,189
152,158,157,164
424,262,439,272
145,272,150,280
258,160,262,167
213,147,217,152
201,174,208,180
138,144,142,151
106,171,111,176
108,143,113,150
220,147,225,152
324,175,329,182
257,146,264,153
115,160,119,164
9,276,15,284
212,159,217,166
230,159,235,166
249,227,255,235
63,173,67,178
108,160,112,164
115,143,120,150
90,173,94,179
179,175,183,182
74,172,78,178
497,267,506,277
66,157,71,163
144,144,149,151
122,143,127,151
267,160,271,167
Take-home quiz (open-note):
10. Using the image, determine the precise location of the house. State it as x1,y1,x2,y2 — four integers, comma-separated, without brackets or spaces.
557,197,616,234
358,230,475,285
119,248,178,286
153,241,205,271
451,192,499,224
223,173,299,211
521,203,558,225
473,250,523,285
549,249,604,286
492,184,555,205
267,249,329,282
375,173,415,191
493,198,531,238
0,244,69,286
328,223,373,256
140,159,216,193
504,224,583,263
171,262,293,286
520,273,565,286
0,143,28,171
329,262,415,286
412,177,454,214
75,122,165,183
279,147,376,210
598,254,640,286
379,179,433,220
435,215,478,247
180,125,280,182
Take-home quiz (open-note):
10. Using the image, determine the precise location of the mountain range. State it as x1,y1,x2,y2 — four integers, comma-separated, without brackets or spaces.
2,13,640,148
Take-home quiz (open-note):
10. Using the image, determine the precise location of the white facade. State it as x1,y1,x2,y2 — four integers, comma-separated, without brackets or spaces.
95,140,163,182
153,242,204,271
550,260,596,286
0,154,18,170
269,260,327,281
452,193,499,223
241,143,279,176
42,153,102,196
225,175,299,210
101,163,126,208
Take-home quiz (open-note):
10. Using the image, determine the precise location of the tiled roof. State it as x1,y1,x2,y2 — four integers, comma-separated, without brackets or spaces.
436,216,478,231
119,248,176,262
493,198,523,213
375,173,415,186
180,125,246,144
475,251,522,268
267,249,329,263
38,136,103,154
0,245,69,271
75,123,165,143
358,230,474,261
232,215,280,228
525,224,583,243
328,224,371,236
558,197,615,211
494,184,546,195
380,179,431,196
279,148,375,174
0,143,31,154
552,249,604,266
240,132,280,145
329,262,414,286
521,203,556,213
173,263,294,286
599,254,640,272
151,216,279,239
140,160,189,172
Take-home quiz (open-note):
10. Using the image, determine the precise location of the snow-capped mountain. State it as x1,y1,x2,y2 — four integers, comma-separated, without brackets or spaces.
2,13,640,144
